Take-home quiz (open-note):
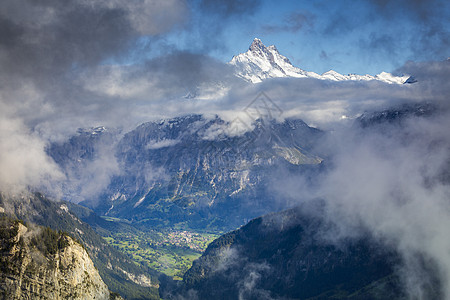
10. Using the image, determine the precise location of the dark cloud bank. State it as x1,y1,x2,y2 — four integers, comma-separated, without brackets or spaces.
1,0,450,298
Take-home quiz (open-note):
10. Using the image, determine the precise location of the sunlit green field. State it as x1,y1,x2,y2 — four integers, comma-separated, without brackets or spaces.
103,229,219,280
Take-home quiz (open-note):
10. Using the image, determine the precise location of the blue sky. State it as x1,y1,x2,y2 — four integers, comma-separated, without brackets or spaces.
161,0,450,75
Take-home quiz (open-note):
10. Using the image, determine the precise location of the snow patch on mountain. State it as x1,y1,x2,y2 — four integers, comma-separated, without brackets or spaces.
229,38,410,84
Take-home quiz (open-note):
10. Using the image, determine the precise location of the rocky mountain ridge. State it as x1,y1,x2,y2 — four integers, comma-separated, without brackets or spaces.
49,115,325,231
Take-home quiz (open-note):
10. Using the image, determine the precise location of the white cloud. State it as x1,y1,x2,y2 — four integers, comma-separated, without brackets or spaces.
271,108,450,298
0,116,63,194
146,139,180,149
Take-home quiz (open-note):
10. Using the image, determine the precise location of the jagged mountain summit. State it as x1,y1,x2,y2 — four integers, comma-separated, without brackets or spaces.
229,38,410,84
229,38,322,83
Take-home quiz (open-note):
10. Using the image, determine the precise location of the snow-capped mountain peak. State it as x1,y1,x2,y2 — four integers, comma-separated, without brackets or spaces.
249,38,265,52
229,38,410,84
230,38,319,83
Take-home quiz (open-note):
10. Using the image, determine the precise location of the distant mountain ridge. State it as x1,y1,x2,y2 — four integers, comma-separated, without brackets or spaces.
229,38,410,84
48,101,439,233
48,115,325,231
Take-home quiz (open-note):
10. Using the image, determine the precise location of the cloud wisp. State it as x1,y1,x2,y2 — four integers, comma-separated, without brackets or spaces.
270,90,450,298
0,0,190,195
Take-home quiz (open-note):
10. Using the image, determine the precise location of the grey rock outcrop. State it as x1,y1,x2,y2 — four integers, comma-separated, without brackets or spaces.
0,218,110,300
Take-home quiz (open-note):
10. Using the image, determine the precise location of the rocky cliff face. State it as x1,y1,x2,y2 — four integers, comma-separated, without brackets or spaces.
0,192,160,299
0,217,110,300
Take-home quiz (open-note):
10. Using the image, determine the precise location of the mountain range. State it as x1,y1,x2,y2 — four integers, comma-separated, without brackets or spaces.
49,115,325,231
229,38,411,84
1,102,441,299
48,101,437,233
